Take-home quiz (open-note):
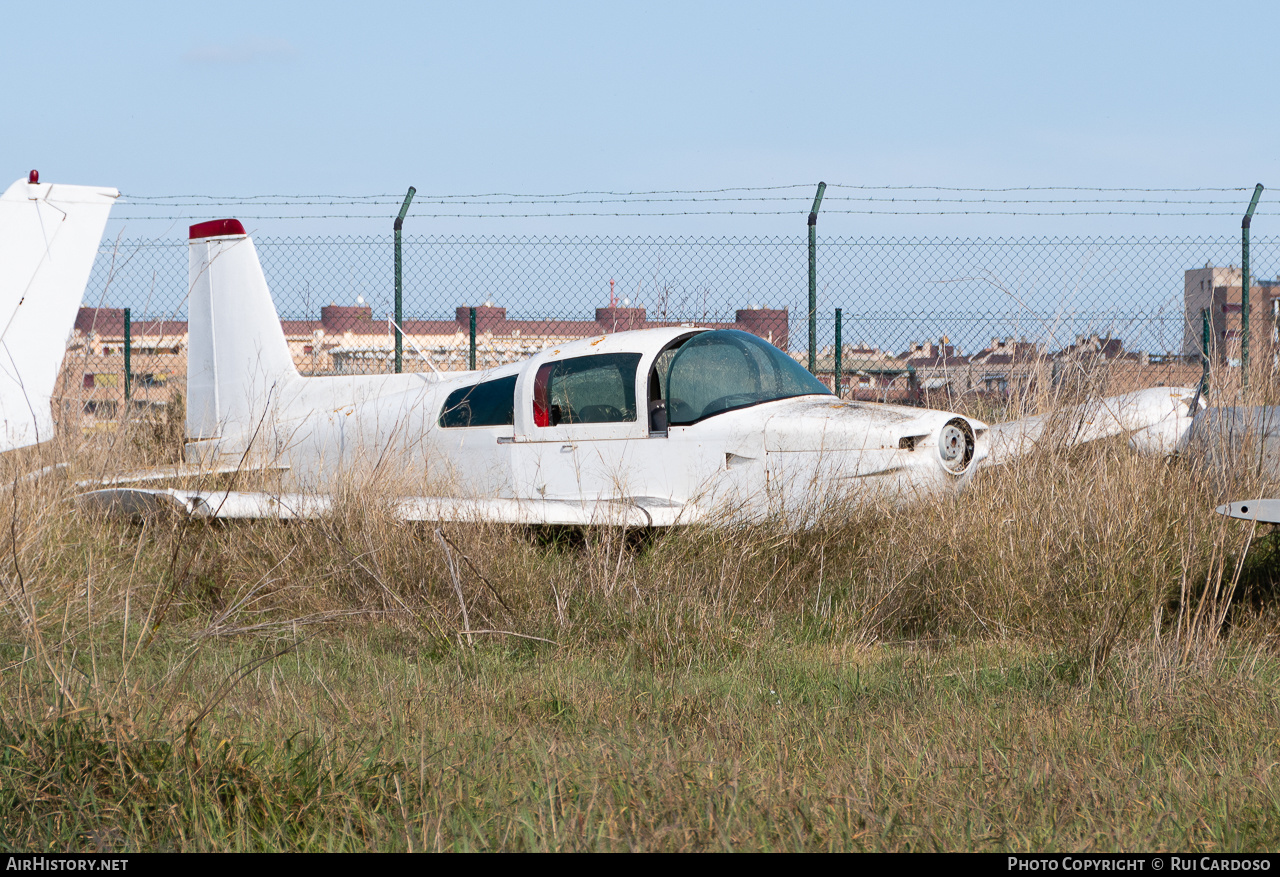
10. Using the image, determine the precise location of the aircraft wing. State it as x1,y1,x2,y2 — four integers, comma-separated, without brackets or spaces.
77,488,698,527
75,462,290,488
982,386,1202,467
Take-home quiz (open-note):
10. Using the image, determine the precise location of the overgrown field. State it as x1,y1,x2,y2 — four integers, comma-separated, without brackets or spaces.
3,403,1280,851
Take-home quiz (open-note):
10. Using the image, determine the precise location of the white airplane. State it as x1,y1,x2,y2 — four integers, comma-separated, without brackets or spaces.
79,218,1203,526
0,171,118,452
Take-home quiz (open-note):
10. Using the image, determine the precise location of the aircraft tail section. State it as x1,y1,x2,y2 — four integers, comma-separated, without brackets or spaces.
0,173,118,452
186,220,298,443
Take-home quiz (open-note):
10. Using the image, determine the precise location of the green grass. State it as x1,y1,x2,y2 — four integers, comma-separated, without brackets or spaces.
5,638,1280,851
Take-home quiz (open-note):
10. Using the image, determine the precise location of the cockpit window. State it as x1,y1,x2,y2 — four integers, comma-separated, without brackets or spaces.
665,330,830,425
439,375,517,428
533,353,641,427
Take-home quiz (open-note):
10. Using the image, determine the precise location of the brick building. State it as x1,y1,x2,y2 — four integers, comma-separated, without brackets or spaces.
1183,265,1280,364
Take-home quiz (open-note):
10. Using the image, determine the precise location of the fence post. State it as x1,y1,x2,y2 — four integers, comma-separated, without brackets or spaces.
807,181,827,374
834,308,842,398
1201,307,1211,396
469,307,477,371
394,186,416,374
1241,183,1264,389
123,307,131,405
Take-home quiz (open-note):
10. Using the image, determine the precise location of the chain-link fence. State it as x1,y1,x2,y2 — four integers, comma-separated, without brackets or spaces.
62,232,1280,420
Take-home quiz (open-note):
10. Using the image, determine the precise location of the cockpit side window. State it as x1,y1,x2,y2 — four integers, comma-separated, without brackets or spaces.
439,375,517,428
666,330,830,425
532,353,641,427
646,336,693,433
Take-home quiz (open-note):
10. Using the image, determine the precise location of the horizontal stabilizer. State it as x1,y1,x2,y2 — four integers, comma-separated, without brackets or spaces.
1215,499,1280,524
78,489,696,527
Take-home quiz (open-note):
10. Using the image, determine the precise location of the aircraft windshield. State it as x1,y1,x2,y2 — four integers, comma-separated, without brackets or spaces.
665,330,831,425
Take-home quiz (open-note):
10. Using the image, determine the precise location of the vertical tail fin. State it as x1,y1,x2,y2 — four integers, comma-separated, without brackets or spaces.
186,220,298,443
0,174,118,452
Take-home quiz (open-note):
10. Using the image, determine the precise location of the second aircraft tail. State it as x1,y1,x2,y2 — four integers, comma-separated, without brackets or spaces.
186,219,299,444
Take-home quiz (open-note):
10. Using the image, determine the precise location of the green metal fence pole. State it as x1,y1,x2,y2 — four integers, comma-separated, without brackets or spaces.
393,186,416,374
123,307,131,405
469,307,477,371
807,181,827,374
1242,183,1264,389
1201,307,1211,396
834,307,842,398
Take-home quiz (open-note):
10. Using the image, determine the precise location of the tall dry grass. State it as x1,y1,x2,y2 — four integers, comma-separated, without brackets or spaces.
2,383,1280,849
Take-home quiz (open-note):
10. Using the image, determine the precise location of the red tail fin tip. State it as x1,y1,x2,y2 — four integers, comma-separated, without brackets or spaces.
189,219,246,240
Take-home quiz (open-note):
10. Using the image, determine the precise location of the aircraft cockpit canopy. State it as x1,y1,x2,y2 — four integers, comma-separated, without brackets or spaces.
662,329,831,425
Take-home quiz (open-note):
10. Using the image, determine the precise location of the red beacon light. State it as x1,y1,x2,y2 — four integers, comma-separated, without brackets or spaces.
27,170,38,184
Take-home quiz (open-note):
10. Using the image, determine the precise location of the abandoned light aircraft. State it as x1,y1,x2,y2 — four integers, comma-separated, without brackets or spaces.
79,218,1204,526
0,172,118,452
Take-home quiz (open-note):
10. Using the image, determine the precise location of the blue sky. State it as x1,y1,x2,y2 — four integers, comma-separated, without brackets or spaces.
8,1,1280,239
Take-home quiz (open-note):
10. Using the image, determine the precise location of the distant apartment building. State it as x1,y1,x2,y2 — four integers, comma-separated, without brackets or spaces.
1183,265,1280,362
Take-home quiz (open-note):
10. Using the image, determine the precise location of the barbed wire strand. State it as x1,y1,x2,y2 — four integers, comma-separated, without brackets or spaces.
116,195,1265,208
110,209,1280,220
121,183,1255,201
